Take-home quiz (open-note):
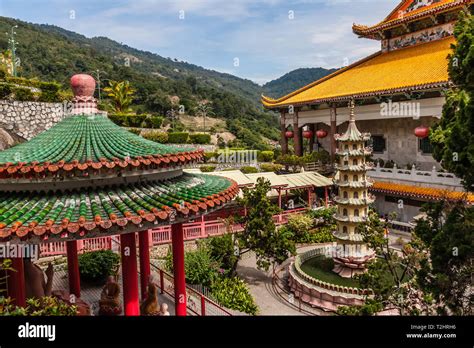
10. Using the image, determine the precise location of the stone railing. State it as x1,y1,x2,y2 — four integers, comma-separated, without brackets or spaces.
368,162,463,190
292,247,372,296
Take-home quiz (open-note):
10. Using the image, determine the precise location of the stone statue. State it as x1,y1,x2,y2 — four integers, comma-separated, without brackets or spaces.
98,276,122,316
24,259,54,299
160,303,170,316
140,281,160,316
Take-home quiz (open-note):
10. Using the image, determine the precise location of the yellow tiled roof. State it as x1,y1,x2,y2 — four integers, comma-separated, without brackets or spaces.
371,181,474,204
262,37,454,108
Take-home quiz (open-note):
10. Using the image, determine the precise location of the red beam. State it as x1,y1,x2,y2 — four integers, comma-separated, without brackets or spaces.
171,223,187,316
120,233,139,316
66,240,81,298
138,230,151,300
7,257,26,307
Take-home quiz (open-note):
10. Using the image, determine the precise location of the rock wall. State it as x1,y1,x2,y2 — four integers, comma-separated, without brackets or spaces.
0,100,65,140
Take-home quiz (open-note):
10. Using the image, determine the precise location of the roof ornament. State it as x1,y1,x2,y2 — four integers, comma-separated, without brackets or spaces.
70,74,100,115
348,98,356,122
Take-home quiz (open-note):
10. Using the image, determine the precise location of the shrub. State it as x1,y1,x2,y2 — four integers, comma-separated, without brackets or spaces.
142,131,168,143
78,250,120,284
240,166,258,174
167,132,189,144
257,151,274,163
166,243,219,286
0,296,77,316
126,115,147,127
200,165,217,173
260,163,283,173
209,234,239,273
38,82,61,102
12,87,34,101
204,152,218,163
0,68,6,81
128,128,141,135
189,133,211,144
140,115,163,129
286,214,314,238
210,277,258,315
0,84,12,99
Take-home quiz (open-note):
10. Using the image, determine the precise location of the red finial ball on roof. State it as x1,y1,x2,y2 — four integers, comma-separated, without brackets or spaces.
70,74,96,97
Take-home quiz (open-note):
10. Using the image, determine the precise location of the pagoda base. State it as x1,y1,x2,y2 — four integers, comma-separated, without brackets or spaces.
332,253,375,279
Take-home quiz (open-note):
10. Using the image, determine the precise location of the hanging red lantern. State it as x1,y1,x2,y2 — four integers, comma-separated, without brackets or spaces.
285,131,294,139
316,130,328,139
303,130,313,139
414,126,430,139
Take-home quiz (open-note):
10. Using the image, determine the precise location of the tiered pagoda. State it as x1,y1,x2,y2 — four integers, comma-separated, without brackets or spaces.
0,74,238,316
332,101,375,278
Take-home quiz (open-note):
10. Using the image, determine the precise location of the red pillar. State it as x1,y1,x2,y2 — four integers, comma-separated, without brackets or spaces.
325,186,329,207
66,240,81,298
171,223,187,316
120,232,139,316
138,230,151,300
277,188,283,223
307,188,313,208
7,257,26,307
308,124,315,153
293,109,303,157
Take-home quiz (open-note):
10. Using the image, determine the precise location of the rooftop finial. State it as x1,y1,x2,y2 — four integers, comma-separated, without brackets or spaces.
70,74,99,115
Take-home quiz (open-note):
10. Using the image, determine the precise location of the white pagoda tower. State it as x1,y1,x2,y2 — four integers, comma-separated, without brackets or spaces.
332,100,375,278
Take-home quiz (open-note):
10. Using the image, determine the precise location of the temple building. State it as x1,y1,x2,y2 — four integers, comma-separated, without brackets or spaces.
333,101,374,278
0,74,238,315
262,0,474,223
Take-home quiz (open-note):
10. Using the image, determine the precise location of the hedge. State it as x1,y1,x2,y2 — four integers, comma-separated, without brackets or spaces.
0,84,12,99
13,87,34,102
240,166,259,174
108,114,163,129
260,163,283,173
257,151,274,162
142,131,168,143
189,133,211,144
200,165,217,173
128,128,141,135
167,132,189,144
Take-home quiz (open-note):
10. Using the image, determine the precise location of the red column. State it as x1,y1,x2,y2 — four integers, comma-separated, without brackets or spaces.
293,109,303,157
325,186,329,207
277,188,283,223
138,230,151,300
308,124,315,153
7,257,26,307
307,188,313,208
171,223,187,316
66,240,81,298
330,104,337,164
120,232,139,316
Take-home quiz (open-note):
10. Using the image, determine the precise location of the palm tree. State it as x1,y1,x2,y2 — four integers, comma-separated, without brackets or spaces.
196,100,214,132
103,80,135,113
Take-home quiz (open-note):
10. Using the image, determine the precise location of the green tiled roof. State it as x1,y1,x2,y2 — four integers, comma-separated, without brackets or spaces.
0,173,238,240
0,114,202,177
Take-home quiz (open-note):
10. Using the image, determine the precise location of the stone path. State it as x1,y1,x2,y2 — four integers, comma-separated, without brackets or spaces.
236,247,329,316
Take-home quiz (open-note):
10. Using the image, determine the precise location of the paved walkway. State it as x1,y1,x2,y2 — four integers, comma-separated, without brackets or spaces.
236,247,329,316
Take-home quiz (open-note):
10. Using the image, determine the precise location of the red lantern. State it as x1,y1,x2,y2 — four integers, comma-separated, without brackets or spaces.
316,130,328,139
285,131,294,139
303,130,313,139
414,126,430,139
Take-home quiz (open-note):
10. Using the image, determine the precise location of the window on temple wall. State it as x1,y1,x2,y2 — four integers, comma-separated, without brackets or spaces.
363,191,367,198
344,161,349,166
371,135,386,153
354,209,359,217
419,137,433,154
343,209,348,216
343,226,348,233
352,144,357,150
344,145,349,150
353,159,358,165
344,175,348,182
354,192,359,199
343,191,348,199
365,208,368,215
353,175,358,181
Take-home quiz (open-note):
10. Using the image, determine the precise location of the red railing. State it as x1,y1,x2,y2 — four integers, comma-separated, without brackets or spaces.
39,208,306,257
156,267,233,316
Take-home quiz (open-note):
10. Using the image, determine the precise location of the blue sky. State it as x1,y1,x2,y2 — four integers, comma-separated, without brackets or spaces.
0,0,400,84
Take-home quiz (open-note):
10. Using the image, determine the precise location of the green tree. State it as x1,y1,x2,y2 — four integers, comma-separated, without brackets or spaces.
234,178,296,271
196,100,214,133
430,13,474,191
103,80,135,113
